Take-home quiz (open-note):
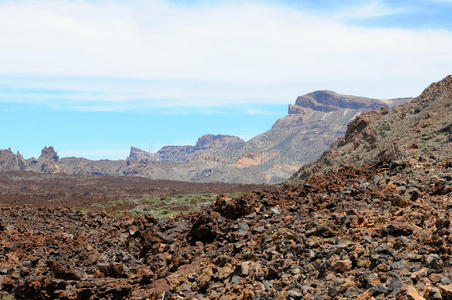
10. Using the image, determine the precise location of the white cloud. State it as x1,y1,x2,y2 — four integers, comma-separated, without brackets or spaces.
332,0,411,19
0,0,452,106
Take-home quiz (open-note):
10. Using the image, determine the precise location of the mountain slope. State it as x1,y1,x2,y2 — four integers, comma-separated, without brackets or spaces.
289,75,452,183
215,91,394,183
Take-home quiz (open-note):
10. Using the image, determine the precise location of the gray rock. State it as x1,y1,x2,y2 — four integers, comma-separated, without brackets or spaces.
238,222,250,236
387,274,403,293
270,208,281,215
288,289,303,299
426,254,443,269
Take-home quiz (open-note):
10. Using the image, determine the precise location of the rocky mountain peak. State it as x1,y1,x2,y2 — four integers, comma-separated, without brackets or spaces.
128,147,152,161
39,146,59,162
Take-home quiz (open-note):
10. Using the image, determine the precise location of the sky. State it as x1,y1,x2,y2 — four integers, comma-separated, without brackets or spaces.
1,0,452,159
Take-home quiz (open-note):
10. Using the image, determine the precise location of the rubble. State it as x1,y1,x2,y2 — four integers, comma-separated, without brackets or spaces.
0,157,450,299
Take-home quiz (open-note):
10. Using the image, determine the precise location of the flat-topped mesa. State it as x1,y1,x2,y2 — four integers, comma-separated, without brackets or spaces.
39,146,59,162
289,90,388,114
195,134,245,149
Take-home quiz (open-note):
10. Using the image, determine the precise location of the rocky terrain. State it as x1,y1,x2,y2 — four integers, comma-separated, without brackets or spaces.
0,77,450,299
0,92,410,184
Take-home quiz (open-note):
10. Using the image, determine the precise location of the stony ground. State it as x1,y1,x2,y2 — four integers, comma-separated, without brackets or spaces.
0,154,450,299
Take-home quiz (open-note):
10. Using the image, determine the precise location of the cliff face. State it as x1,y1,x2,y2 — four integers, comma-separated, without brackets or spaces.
128,147,153,161
294,90,387,112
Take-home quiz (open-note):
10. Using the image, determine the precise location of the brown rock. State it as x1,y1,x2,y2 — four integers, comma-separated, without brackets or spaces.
332,259,352,272
240,261,250,276
212,194,254,219
188,213,218,243
439,284,452,299
397,285,425,300
150,279,170,297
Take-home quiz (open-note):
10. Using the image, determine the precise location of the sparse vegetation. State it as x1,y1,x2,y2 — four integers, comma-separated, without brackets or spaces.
91,192,245,218
128,193,218,218
377,122,391,137
73,207,88,214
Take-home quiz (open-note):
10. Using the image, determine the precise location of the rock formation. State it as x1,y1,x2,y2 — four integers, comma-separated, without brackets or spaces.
39,146,59,162
128,147,153,161
0,148,26,171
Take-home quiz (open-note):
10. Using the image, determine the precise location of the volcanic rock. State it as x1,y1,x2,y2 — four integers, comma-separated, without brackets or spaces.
39,146,59,162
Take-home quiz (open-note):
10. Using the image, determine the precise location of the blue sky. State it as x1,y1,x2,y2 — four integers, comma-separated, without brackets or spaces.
1,0,452,159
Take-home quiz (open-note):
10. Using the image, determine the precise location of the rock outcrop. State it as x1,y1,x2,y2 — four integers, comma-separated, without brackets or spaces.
128,147,153,161
39,146,59,162
0,148,26,171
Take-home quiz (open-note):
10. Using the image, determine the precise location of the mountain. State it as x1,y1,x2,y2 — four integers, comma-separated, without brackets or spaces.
117,91,396,183
212,91,408,183
289,75,452,183
1,77,450,300
155,134,245,162
0,92,410,183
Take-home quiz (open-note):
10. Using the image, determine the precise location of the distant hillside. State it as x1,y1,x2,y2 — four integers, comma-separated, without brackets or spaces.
0,91,411,184
155,134,244,162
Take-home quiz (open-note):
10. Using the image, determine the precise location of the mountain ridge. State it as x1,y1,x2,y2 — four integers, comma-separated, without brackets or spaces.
0,90,411,183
